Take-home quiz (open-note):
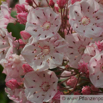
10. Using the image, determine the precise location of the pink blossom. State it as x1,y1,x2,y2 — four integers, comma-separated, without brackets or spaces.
79,43,96,65
79,40,103,67
24,70,58,103
25,7,61,40
89,52,103,88
0,28,14,63
69,0,103,37
0,2,16,28
2,54,26,82
21,35,67,70
65,33,90,68
5,88,31,103
82,86,91,95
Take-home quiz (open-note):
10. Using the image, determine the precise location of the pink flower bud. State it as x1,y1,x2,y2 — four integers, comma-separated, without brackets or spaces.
15,4,26,13
17,12,28,24
74,91,81,95
26,0,33,5
18,39,25,48
95,41,103,52
53,90,63,100
20,30,31,40
71,0,81,4
6,79,20,90
78,62,88,73
54,3,59,12
82,86,91,95
49,0,55,7
66,76,77,87
90,85,99,92
22,64,33,73
52,90,63,103
78,62,89,77
57,0,67,8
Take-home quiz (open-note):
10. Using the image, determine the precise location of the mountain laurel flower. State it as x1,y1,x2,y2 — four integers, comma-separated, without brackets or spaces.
21,35,67,70
5,88,31,103
24,70,58,103
0,2,16,28
89,52,103,88
69,0,103,38
1,0,103,102
0,28,14,63
2,54,26,82
65,33,90,68
79,43,97,66
25,7,61,40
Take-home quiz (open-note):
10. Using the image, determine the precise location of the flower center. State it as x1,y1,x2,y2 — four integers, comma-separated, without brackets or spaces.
78,45,85,55
81,17,90,25
42,22,51,30
41,82,50,92
42,46,50,55
9,55,21,63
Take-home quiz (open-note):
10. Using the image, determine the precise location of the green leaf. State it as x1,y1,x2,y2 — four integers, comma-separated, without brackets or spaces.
7,23,25,39
11,11,17,18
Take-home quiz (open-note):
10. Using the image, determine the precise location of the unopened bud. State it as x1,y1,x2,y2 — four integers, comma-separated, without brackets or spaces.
6,79,20,90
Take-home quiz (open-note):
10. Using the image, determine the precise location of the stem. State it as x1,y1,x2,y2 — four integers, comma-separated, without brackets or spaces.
61,8,63,27
46,0,50,7
69,74,80,94
32,0,38,7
